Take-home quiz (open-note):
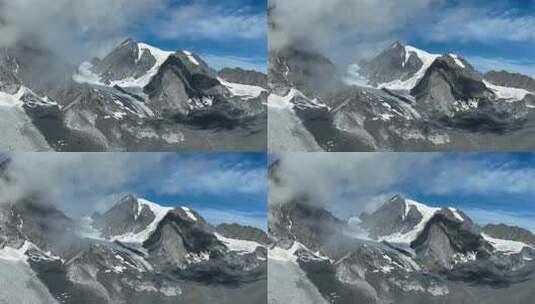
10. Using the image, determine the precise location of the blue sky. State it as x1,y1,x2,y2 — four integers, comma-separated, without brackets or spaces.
1,153,267,229
275,153,535,232
127,0,267,71
404,0,535,76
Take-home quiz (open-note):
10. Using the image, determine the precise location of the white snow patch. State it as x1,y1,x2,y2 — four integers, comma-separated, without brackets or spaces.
448,208,464,222
181,207,197,221
0,87,25,108
218,78,265,100
449,54,465,68
0,241,31,263
372,113,395,121
268,242,302,263
268,242,329,264
379,199,440,244
110,199,172,244
484,80,533,102
268,88,326,110
379,45,440,91
215,233,262,254
268,91,295,109
74,42,173,88
182,50,199,66
482,233,532,255
112,265,127,273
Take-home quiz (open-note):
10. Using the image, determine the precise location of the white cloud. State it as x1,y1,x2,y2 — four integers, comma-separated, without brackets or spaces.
429,7,535,44
157,4,266,41
160,159,266,196
0,153,169,216
269,0,441,62
271,153,535,224
271,153,438,217
0,0,167,59
0,154,267,219
423,159,535,196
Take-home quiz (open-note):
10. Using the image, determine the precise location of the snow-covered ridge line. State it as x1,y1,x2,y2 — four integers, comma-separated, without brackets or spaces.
182,50,199,66
110,43,173,88
448,208,464,222
378,45,440,91
218,78,266,100
215,233,262,255
109,198,173,244
379,199,440,244
449,54,465,69
73,41,173,88
382,197,533,256
181,207,197,222
356,43,535,104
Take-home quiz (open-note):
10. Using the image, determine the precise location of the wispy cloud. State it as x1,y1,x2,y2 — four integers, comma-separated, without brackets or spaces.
429,7,535,44
423,158,535,196
0,153,267,230
160,159,266,196
157,4,266,41
272,153,535,230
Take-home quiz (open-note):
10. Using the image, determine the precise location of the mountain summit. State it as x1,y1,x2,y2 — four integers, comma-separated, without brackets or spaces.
269,42,535,151
269,194,535,303
0,38,267,151
0,193,267,303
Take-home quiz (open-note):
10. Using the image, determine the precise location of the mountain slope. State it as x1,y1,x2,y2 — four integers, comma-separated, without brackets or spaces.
269,41,535,151
269,192,535,303
0,38,267,151
0,193,267,304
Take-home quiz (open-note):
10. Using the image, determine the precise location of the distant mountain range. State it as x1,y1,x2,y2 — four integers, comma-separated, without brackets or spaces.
0,38,267,151
268,164,535,303
268,42,535,151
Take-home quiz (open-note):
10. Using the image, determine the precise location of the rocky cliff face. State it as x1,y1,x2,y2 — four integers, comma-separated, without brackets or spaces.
269,190,535,304
0,192,267,304
0,38,267,151
268,42,535,151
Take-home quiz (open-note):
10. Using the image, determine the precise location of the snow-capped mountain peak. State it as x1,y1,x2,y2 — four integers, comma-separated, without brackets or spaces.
91,195,174,244
74,39,174,88
372,196,440,244
376,44,440,90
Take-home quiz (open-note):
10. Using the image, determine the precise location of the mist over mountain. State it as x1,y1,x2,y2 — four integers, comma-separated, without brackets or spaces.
268,157,535,303
268,41,535,151
0,37,267,151
0,0,268,151
268,153,535,303
0,157,268,303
